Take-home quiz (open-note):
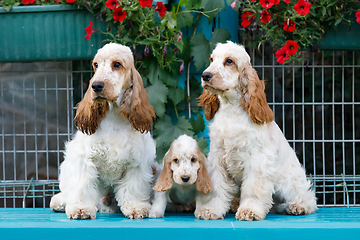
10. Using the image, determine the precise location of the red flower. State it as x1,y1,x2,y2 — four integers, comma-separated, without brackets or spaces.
259,0,275,9
294,0,311,16
356,11,360,24
284,0,291,3
105,0,119,9
274,0,280,4
155,2,167,18
284,19,296,32
139,0,152,7
260,10,271,23
66,0,76,3
84,21,97,40
241,11,255,28
113,7,127,22
283,40,299,56
275,48,289,64
54,0,59,2
22,0,35,5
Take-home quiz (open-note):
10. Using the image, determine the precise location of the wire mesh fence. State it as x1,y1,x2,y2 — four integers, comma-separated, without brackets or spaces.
0,46,359,207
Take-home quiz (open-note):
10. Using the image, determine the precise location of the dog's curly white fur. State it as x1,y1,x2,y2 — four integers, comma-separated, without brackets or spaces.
50,43,156,220
149,135,213,218
196,41,317,221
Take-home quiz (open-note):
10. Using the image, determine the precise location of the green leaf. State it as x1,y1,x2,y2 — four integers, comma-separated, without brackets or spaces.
146,79,169,119
201,0,225,23
144,57,174,86
186,0,202,9
161,11,177,30
175,39,184,53
176,11,194,28
194,136,209,156
168,86,185,106
190,32,212,71
321,7,326,17
154,116,194,144
190,114,205,134
210,28,231,49
334,18,342,26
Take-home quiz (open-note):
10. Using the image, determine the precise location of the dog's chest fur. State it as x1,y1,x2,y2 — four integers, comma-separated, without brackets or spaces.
87,111,143,186
209,103,266,182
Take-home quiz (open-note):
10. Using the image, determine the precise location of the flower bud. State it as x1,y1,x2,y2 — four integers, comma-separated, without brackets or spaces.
144,45,149,57
180,60,184,73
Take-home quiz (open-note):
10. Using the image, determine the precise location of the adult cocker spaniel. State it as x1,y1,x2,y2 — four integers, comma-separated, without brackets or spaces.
195,41,317,221
50,43,157,220
149,135,213,218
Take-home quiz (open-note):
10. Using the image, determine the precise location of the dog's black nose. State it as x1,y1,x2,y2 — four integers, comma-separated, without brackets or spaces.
202,72,213,82
92,82,104,93
181,176,190,182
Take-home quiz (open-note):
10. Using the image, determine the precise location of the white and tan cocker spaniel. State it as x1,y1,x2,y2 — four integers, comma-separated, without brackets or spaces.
50,43,157,220
195,41,317,221
149,135,213,218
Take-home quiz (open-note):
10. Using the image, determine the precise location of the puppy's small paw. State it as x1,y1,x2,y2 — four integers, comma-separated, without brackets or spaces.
66,204,97,220
286,204,306,215
122,203,151,219
195,208,225,220
149,210,164,218
236,208,264,221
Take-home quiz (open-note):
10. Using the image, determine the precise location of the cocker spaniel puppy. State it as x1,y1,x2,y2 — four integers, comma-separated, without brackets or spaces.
195,41,317,221
50,43,157,220
149,135,213,218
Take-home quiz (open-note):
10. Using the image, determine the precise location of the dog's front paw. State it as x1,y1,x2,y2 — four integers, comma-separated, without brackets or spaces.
66,204,97,220
50,193,65,212
121,203,151,219
149,209,164,218
195,208,225,220
286,203,306,215
235,208,264,221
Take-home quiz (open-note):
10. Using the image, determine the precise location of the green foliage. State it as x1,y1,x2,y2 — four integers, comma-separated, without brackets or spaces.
0,0,235,161
191,28,231,71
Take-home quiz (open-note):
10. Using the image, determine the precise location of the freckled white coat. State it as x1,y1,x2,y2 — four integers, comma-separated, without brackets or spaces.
50,43,156,220
195,41,317,221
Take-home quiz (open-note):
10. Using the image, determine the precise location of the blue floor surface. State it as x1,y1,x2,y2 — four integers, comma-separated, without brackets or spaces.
0,207,359,240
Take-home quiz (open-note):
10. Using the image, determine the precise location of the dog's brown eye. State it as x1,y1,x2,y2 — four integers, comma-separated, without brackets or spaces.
225,59,234,65
191,158,196,163
209,57,213,62
94,63,98,69
113,62,122,69
173,158,179,164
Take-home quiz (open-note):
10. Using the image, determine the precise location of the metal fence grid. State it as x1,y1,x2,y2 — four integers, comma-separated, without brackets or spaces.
0,47,359,207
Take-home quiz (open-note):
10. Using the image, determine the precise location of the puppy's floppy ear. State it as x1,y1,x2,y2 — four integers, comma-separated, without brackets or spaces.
119,67,156,133
153,151,173,192
239,63,274,125
198,89,220,121
195,149,213,194
74,85,109,135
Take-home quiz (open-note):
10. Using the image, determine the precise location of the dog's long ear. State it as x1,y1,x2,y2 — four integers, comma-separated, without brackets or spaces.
119,67,156,133
153,151,173,192
195,149,213,194
239,63,274,125
74,85,109,135
198,89,220,121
